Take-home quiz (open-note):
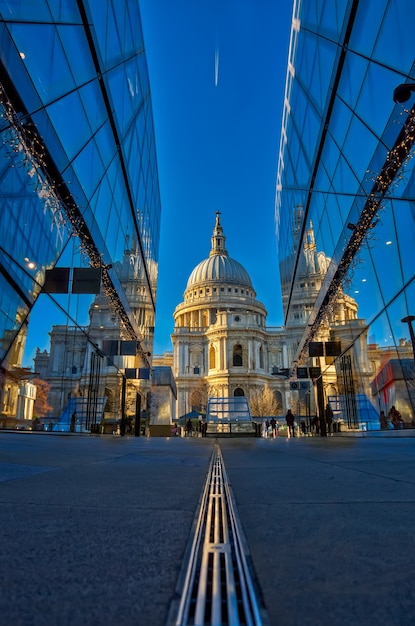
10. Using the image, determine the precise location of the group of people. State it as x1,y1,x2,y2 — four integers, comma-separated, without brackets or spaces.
286,404,407,435
284,403,334,437
379,405,403,430
183,418,206,437
261,411,304,438
182,404,406,439
32,418,54,432
262,417,279,438
262,409,303,438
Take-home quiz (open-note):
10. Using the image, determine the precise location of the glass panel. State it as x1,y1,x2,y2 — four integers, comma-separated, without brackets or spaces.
47,89,92,162
0,0,51,20
58,24,96,88
372,0,415,73
9,23,75,104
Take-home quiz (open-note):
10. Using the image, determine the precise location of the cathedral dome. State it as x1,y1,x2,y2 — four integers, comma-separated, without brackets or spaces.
187,255,252,289
186,213,253,290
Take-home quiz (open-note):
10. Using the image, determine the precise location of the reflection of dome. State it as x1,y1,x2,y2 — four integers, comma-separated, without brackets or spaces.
186,212,253,290
187,255,252,289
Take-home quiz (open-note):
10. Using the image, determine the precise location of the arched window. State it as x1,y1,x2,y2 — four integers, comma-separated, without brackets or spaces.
274,390,283,413
104,388,114,413
259,345,264,369
326,385,337,400
190,390,202,412
233,344,243,366
209,345,216,369
234,388,244,396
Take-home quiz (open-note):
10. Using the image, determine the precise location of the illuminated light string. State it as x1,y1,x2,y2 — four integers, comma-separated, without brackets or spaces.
0,86,68,246
0,83,150,367
298,105,415,362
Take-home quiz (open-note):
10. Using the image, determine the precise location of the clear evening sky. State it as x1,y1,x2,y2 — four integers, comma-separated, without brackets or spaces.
139,0,292,354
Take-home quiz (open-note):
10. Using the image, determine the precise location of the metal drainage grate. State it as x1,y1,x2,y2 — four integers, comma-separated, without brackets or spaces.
174,446,264,626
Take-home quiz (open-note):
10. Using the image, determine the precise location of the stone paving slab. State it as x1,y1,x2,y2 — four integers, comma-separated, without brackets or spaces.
220,436,415,626
0,433,214,626
2,433,415,626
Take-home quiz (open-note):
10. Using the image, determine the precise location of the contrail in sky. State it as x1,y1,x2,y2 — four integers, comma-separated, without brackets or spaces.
214,46,219,86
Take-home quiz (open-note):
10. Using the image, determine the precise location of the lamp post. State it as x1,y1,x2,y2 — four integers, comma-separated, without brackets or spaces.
315,362,327,437
134,392,141,437
120,375,126,436
393,83,415,103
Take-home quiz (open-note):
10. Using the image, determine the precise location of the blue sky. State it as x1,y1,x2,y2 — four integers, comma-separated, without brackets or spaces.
139,0,293,354
22,1,293,367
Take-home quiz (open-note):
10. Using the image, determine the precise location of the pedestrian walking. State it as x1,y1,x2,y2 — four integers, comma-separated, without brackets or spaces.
286,409,295,437
186,418,193,437
325,403,334,435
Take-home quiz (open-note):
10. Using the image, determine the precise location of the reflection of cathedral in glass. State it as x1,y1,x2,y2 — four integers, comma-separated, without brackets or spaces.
280,208,358,365
34,237,155,424
0,1,160,425
275,0,415,428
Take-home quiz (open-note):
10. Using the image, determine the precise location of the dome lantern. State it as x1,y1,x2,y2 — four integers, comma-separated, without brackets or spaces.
210,211,228,256
185,213,254,291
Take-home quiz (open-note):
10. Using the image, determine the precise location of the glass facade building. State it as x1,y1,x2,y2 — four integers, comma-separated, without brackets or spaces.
0,1,161,426
276,0,415,430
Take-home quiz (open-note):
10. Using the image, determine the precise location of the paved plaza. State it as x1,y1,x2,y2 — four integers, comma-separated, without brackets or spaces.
1,431,415,625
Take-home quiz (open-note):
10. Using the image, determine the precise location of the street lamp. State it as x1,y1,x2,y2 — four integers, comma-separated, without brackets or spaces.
393,83,415,103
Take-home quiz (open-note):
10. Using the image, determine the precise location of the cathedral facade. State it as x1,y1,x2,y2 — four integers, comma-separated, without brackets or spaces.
171,212,362,422
172,213,287,418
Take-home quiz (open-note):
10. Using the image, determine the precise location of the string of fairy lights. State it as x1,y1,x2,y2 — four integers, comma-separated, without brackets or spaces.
0,85,68,250
298,103,415,362
0,83,151,366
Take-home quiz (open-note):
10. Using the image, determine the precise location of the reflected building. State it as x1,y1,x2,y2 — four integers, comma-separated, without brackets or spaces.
34,236,157,428
0,2,161,424
276,0,415,427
